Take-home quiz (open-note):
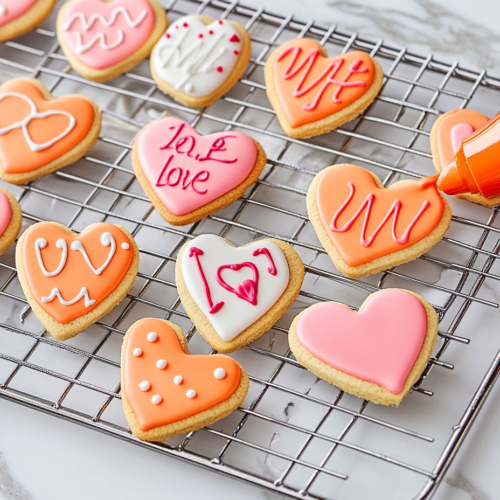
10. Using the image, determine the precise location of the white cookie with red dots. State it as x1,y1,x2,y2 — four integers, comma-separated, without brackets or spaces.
151,14,251,108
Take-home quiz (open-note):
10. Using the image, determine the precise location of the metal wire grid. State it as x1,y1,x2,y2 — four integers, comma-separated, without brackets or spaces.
0,0,499,498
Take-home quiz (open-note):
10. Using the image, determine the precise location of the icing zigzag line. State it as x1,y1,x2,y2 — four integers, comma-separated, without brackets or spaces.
330,182,430,247
41,287,96,308
64,7,148,31
71,30,124,54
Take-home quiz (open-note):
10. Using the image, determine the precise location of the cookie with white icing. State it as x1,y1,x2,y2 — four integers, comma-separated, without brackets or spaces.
16,221,139,340
0,0,57,43
0,78,101,185
0,188,22,256
132,116,267,226
151,15,251,108
175,234,304,353
57,0,167,83
121,317,249,441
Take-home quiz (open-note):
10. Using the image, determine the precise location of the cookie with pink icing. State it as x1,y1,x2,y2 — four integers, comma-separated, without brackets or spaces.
57,0,167,83
0,0,57,43
176,234,304,353
430,108,498,207
151,15,252,108
0,188,22,256
132,117,267,226
289,289,438,406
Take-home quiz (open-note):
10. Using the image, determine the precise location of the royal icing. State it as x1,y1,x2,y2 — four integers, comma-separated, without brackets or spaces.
137,117,257,216
0,80,95,175
0,190,12,238
272,39,375,128
152,15,243,97
124,318,241,431
22,222,133,324
436,109,489,170
315,165,444,267
296,289,427,394
181,235,289,342
0,0,37,28
62,0,155,70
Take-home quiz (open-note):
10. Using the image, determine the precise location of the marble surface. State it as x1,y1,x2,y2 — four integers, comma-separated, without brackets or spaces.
1,1,500,499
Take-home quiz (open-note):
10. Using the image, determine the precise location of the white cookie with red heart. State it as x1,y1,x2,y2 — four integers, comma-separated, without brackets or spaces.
151,15,252,108
176,234,304,352
57,0,167,82
132,117,267,226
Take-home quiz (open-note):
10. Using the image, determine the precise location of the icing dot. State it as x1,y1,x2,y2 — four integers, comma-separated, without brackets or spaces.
139,381,150,391
208,30,213,35
216,66,223,73
198,33,203,38
234,50,239,55
166,33,171,38
218,20,223,24
151,395,162,405
133,348,142,357
121,242,130,250
186,389,197,399
147,332,158,342
156,359,167,369
214,368,226,379
174,375,183,385
183,22,188,27
175,25,179,29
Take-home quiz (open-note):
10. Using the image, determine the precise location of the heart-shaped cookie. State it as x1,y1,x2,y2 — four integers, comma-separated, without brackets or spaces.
0,188,22,256
430,108,498,207
121,318,249,441
264,38,384,139
176,234,304,352
289,289,438,406
0,78,101,184
57,0,167,82
307,164,452,278
133,117,266,225
151,15,251,108
16,221,139,340
0,0,57,43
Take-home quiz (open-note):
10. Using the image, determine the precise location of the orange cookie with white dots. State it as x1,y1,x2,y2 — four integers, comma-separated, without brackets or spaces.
121,318,249,441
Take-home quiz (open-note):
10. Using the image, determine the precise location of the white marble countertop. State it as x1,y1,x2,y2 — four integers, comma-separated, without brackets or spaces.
1,1,500,499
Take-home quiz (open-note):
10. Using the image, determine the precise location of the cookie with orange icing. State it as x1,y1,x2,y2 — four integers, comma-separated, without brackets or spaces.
0,0,57,43
264,38,384,139
289,289,438,406
430,109,498,207
121,318,249,441
57,0,167,83
307,164,452,278
16,221,139,340
0,78,101,184
0,188,22,255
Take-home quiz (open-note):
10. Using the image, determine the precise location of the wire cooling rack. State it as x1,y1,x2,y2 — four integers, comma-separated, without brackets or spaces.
1,1,500,499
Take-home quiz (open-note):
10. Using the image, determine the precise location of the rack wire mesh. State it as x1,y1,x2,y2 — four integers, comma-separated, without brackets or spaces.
1,0,500,498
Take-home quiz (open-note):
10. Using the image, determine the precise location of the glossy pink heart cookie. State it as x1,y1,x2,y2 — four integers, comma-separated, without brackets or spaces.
133,117,266,226
289,289,438,405
0,0,37,28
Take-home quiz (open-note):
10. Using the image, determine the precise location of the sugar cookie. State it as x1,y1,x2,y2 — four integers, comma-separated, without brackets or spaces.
0,188,22,255
307,164,452,278
151,15,251,108
57,0,167,83
264,38,384,139
289,289,438,406
176,234,304,353
132,117,267,226
16,221,139,340
121,317,249,441
0,0,57,43
0,78,101,184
